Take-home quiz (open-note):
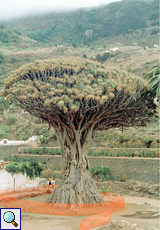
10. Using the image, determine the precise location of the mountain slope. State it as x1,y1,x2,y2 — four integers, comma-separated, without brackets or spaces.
2,0,158,45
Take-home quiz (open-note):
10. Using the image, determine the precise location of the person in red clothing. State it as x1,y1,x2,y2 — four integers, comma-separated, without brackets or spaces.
51,179,55,190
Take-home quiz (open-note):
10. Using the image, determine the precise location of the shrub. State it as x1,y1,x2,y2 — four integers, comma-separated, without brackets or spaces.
100,186,111,193
72,43,78,48
92,151,99,157
6,117,16,125
39,127,48,135
54,162,61,171
96,53,114,63
103,150,109,156
0,53,5,64
0,126,10,138
83,54,87,58
5,162,20,174
116,173,127,182
49,149,54,154
42,169,57,179
88,149,92,156
39,136,48,144
11,155,20,162
42,146,49,154
52,148,61,155
5,161,42,179
90,166,111,181
27,148,33,154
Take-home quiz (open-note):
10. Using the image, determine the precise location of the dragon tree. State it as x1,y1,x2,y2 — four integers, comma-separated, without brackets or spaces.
2,57,155,204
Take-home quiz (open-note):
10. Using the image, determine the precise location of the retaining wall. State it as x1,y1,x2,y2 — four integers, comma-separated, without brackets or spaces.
0,145,21,158
89,157,159,184
8,154,159,184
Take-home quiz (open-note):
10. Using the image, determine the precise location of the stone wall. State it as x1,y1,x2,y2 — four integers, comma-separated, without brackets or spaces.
88,157,159,184
6,155,159,184
0,145,21,158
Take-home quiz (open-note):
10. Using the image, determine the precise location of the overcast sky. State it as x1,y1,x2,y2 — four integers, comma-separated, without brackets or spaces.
0,0,121,21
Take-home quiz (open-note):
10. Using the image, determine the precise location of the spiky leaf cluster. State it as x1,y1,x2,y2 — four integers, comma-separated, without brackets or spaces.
2,57,154,131
145,66,159,99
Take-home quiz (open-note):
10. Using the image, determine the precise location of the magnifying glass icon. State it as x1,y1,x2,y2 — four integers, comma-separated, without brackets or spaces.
3,211,18,227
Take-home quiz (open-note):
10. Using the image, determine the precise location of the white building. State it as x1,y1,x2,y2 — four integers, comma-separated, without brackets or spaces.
154,44,158,48
0,136,41,146
109,47,119,52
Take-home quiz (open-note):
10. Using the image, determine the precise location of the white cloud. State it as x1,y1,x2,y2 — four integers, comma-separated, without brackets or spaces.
0,0,121,21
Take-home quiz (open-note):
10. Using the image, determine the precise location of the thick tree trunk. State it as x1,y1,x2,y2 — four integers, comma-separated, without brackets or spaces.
48,125,104,204
49,163,103,204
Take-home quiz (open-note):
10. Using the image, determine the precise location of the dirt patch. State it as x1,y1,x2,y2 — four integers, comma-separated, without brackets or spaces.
21,213,83,230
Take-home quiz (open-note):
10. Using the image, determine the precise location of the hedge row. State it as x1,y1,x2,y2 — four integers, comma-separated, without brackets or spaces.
18,147,159,158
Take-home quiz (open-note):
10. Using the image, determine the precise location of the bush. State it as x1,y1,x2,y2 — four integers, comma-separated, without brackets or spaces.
11,155,20,162
5,161,42,179
49,149,54,154
27,148,33,154
39,136,48,144
88,149,92,156
116,173,127,182
90,166,111,181
6,117,16,125
0,53,5,64
72,43,78,48
96,53,114,63
39,127,48,135
5,162,20,174
41,169,57,179
100,186,111,193
0,126,10,138
52,148,61,155
42,147,49,154
83,54,87,58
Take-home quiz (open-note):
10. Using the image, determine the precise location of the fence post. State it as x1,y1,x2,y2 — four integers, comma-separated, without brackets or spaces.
13,178,15,192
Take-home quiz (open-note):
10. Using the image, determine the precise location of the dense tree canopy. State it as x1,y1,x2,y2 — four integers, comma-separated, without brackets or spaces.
2,57,155,204
3,57,154,128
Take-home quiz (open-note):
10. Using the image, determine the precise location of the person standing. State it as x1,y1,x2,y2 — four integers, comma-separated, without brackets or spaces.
47,179,52,190
51,179,55,190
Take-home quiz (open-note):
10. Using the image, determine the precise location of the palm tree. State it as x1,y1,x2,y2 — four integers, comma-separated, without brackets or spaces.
145,66,160,101
0,96,10,114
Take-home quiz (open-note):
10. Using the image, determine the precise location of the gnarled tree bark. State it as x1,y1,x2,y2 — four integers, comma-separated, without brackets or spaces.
49,124,103,204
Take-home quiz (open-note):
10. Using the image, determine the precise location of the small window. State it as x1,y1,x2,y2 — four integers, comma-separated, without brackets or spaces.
3,139,8,144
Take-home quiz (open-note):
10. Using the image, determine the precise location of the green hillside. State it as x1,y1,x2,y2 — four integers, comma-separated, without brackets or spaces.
2,0,159,45
0,24,22,43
